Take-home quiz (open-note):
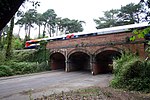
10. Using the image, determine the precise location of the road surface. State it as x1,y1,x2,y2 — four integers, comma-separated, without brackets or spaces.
0,70,112,100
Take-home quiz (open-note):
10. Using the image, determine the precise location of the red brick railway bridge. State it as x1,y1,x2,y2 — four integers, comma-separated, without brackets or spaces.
46,24,148,75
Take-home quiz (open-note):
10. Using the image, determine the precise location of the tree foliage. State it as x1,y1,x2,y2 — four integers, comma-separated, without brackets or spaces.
42,9,57,37
117,3,142,24
60,18,84,33
94,9,119,29
16,9,37,40
94,2,149,29
15,8,84,39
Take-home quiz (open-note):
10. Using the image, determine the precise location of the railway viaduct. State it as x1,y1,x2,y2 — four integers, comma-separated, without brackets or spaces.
46,24,147,75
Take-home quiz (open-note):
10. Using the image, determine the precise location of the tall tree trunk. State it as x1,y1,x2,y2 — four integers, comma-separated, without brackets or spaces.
136,14,140,23
0,30,2,49
56,25,58,36
25,24,28,40
28,24,31,39
5,16,15,60
49,26,52,37
38,25,41,38
43,24,46,38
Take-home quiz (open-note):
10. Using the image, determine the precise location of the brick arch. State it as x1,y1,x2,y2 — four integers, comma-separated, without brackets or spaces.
49,49,66,58
49,52,66,70
67,48,91,58
67,48,92,72
92,46,122,75
94,46,123,56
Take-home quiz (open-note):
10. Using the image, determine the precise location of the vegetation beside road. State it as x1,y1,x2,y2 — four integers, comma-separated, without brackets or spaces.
0,43,50,77
35,87,150,100
111,52,150,93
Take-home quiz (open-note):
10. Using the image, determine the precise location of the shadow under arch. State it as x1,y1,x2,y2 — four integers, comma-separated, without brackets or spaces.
93,47,122,74
49,52,65,70
68,51,91,72
94,47,123,56
68,48,91,58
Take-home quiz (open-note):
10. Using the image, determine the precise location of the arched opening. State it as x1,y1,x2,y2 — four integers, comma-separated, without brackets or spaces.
50,53,65,70
68,52,90,72
95,50,121,74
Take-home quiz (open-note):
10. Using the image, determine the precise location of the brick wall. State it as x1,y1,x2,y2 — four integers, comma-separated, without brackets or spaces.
47,32,131,48
47,32,146,59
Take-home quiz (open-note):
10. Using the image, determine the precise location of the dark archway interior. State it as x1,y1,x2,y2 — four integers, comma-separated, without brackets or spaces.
50,53,65,70
69,52,90,71
95,50,121,74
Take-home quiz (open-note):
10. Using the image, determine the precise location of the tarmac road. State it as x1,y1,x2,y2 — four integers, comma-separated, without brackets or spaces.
0,70,112,100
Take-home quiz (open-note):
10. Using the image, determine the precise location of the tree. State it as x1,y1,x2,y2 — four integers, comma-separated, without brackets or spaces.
5,16,15,60
15,10,25,35
35,13,43,38
0,0,25,30
16,9,37,40
67,20,84,33
0,25,9,50
94,9,119,29
55,17,62,36
140,0,150,8
139,0,150,21
117,3,143,24
0,30,2,49
42,9,57,37
94,3,145,29
60,18,84,33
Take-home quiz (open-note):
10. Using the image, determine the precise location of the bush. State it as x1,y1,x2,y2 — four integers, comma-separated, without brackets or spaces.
0,71,7,77
12,38,23,50
0,61,50,77
0,65,13,76
37,61,50,71
13,50,35,62
0,50,5,64
13,49,49,63
111,52,150,93
0,42,50,77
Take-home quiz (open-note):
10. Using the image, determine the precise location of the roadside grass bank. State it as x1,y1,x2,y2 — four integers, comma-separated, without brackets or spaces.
0,49,50,77
111,52,150,93
35,86,150,100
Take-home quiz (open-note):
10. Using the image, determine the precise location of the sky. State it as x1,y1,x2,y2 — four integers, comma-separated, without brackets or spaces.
15,0,140,38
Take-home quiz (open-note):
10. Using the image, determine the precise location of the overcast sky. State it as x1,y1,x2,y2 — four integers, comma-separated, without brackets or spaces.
15,0,140,38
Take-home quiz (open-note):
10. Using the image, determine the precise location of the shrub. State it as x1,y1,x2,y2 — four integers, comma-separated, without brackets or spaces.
0,65,13,76
37,61,50,71
0,41,50,77
12,38,23,50
0,61,50,77
0,71,7,77
20,62,37,74
111,52,150,93
13,50,35,62
13,49,49,63
0,50,5,64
